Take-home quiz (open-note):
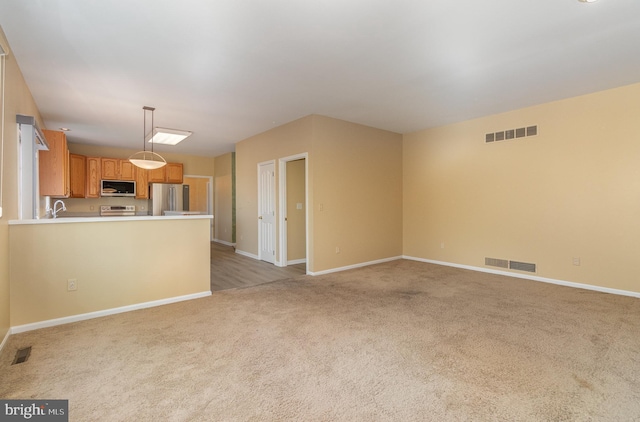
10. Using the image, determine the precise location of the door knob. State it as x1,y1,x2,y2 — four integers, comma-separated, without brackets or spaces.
258,216,263,219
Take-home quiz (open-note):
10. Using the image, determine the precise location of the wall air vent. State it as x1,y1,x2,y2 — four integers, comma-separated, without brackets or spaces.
509,260,536,273
485,257,509,268
485,125,537,143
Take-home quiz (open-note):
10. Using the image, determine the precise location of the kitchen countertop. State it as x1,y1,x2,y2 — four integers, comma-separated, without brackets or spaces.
9,214,213,225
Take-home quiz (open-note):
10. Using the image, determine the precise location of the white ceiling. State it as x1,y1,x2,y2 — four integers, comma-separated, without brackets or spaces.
1,0,639,157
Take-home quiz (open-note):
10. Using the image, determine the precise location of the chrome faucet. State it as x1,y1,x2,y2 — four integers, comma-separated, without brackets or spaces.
51,200,66,219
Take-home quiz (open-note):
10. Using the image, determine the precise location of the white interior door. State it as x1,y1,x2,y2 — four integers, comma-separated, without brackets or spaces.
258,162,276,263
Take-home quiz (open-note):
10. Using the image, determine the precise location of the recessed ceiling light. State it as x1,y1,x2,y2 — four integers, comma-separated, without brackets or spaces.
578,0,598,3
148,127,192,145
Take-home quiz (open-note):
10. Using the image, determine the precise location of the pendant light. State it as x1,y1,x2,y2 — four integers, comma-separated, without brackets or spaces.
129,106,167,170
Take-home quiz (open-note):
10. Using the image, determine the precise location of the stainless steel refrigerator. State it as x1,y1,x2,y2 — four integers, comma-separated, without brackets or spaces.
149,183,191,216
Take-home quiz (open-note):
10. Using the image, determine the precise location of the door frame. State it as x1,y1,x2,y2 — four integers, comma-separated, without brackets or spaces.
183,174,214,241
257,160,276,263
278,153,308,270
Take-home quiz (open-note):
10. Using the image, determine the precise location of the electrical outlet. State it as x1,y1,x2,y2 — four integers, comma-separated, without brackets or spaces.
335,246,340,254
573,257,581,266
440,242,445,249
67,279,77,291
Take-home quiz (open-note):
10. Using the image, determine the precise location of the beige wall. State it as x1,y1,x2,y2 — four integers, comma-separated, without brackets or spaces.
214,152,234,244
236,115,403,273
236,115,314,261
0,27,45,341
311,115,403,271
9,218,211,326
403,82,640,293
286,159,306,261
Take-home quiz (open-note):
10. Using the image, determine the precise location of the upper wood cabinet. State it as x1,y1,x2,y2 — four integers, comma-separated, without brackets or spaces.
40,129,70,198
120,161,135,180
135,166,149,199
69,154,86,198
147,162,183,184
86,157,101,198
101,158,135,181
166,163,183,184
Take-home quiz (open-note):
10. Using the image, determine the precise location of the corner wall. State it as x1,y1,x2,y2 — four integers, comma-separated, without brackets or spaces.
403,83,640,294
0,26,45,345
311,116,403,272
235,114,403,273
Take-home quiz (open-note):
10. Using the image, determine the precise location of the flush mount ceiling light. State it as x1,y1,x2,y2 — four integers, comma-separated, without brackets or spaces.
578,0,598,2
129,106,167,170
149,127,192,145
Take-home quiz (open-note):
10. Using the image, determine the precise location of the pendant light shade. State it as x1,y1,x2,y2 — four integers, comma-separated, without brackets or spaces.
129,151,166,169
129,106,167,170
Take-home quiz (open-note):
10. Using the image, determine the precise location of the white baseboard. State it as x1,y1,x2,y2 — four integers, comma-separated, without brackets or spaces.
308,256,402,276
10,291,212,335
403,256,640,299
235,249,259,260
213,239,236,247
287,258,307,265
0,329,10,353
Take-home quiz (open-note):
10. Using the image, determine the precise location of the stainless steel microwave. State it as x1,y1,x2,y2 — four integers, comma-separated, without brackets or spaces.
101,180,136,197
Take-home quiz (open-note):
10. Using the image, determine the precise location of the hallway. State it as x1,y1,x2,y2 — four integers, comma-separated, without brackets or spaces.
210,242,307,291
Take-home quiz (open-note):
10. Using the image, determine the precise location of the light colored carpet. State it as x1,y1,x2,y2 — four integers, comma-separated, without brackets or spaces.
1,260,640,421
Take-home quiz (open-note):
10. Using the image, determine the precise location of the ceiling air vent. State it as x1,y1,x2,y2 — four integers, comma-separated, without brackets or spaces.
509,260,536,273
485,257,508,268
485,125,537,143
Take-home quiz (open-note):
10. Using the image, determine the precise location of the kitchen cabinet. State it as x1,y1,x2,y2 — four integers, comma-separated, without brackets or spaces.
40,129,70,197
69,154,86,198
166,163,183,184
135,166,149,199
86,157,101,198
147,162,183,184
101,158,135,180
120,161,135,180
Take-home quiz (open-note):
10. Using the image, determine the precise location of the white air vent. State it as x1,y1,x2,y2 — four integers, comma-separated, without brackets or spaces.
486,257,536,273
485,257,508,268
486,125,537,143
509,260,536,273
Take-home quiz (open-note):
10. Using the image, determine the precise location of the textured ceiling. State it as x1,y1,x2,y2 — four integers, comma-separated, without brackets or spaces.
1,0,639,157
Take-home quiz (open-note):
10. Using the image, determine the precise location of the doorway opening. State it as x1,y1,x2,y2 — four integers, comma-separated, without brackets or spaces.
278,153,308,272
183,174,213,240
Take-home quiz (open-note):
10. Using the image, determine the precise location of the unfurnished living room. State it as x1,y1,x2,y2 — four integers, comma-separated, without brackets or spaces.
1,1,640,421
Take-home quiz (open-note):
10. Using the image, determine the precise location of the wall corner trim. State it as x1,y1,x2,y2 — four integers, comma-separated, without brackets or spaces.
9,291,212,335
0,330,10,353
403,256,640,299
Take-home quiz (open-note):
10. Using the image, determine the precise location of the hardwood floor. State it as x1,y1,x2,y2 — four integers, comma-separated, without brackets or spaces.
210,242,307,291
